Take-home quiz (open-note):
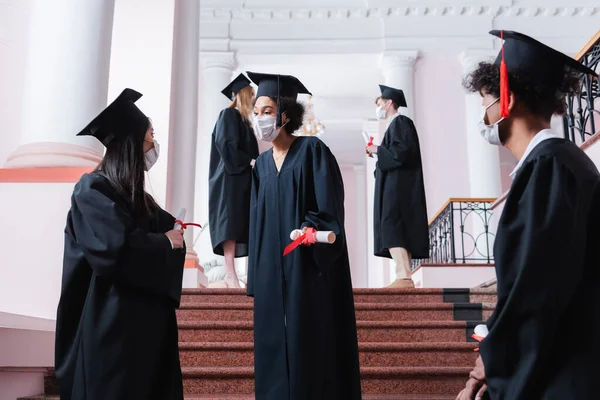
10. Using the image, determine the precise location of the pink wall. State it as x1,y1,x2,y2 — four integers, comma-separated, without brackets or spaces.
0,1,32,167
414,53,471,218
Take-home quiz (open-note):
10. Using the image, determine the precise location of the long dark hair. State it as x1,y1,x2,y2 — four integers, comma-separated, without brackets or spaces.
94,117,157,219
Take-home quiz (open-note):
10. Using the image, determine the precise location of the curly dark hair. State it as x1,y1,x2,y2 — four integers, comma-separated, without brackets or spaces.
270,96,306,134
463,62,582,120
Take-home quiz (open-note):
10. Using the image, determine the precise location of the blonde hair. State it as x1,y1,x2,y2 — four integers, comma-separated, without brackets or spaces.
229,85,254,123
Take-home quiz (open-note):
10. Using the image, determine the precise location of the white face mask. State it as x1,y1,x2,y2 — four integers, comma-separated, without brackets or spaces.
252,115,282,142
478,99,504,146
375,102,389,120
144,139,160,171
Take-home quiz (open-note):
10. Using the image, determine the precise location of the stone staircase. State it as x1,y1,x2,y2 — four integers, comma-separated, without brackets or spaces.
23,287,496,400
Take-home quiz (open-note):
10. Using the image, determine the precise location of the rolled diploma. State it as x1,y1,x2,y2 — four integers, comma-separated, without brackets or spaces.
474,324,489,339
174,208,186,230
290,229,336,244
362,131,377,159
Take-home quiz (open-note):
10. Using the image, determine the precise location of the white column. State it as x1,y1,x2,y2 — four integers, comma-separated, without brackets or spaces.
166,0,200,243
353,165,369,288
363,119,392,288
460,51,503,198
380,51,419,121
194,52,235,264
4,0,114,168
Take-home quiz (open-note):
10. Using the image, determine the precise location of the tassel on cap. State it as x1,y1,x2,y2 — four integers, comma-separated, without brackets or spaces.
276,75,282,127
499,30,510,118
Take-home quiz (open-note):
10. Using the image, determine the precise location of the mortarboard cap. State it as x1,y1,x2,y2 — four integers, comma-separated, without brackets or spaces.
246,72,312,125
378,85,407,108
221,73,252,101
490,30,598,118
77,88,148,146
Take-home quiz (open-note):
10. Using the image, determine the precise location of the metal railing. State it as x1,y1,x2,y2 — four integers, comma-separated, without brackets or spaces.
564,30,600,144
412,198,495,270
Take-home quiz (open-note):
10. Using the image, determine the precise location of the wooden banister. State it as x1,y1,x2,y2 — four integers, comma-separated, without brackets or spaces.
428,198,496,225
575,29,600,61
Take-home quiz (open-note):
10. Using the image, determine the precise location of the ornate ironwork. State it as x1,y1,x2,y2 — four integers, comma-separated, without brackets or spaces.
412,199,495,270
563,38,600,144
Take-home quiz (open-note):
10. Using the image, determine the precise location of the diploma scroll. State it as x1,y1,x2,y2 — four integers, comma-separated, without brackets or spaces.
283,228,336,256
290,229,336,244
362,131,377,160
174,208,186,230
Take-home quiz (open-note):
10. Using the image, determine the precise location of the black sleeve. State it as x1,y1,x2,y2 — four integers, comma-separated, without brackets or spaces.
246,166,260,297
301,141,346,266
215,108,253,175
480,156,591,393
377,116,417,172
71,176,185,298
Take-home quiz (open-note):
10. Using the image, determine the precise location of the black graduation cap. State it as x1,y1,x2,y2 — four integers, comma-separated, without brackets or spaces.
77,88,148,146
246,72,312,125
378,85,407,108
490,30,598,117
221,73,252,101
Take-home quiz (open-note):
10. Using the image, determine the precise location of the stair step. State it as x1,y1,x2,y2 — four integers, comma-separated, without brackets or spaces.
181,366,472,395
176,303,494,322
180,288,497,305
178,320,476,343
20,395,457,400
178,342,478,367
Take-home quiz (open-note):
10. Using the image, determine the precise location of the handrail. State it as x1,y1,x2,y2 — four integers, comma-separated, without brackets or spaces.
575,29,600,61
429,198,496,225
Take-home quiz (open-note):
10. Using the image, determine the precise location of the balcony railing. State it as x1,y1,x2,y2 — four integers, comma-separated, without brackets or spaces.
412,198,495,270
564,30,600,144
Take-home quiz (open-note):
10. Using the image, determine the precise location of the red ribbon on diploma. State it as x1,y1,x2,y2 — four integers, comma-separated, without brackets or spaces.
367,136,374,147
471,334,485,352
283,228,317,256
174,220,203,230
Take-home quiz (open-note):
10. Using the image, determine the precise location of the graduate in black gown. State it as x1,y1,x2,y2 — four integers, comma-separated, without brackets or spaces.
456,30,600,400
246,72,362,400
55,89,186,400
209,73,259,288
366,85,429,288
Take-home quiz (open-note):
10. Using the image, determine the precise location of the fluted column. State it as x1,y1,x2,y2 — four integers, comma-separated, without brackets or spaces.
380,51,419,121
460,51,503,198
194,52,236,262
4,0,114,168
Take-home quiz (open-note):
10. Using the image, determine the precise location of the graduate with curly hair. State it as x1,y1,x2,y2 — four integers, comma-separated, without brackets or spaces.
456,30,599,400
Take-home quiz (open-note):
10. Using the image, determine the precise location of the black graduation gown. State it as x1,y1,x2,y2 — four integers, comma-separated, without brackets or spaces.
247,137,362,400
373,114,429,259
55,173,185,400
209,107,259,256
480,138,600,399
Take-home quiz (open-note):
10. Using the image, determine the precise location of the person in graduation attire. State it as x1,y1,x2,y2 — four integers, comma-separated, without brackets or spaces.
209,73,259,288
456,30,600,400
246,71,362,400
55,89,186,400
366,85,429,288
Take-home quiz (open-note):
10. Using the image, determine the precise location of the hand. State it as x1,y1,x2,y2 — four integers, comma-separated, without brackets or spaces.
301,227,313,247
365,145,378,156
456,378,486,400
250,159,256,167
165,229,184,249
469,355,486,381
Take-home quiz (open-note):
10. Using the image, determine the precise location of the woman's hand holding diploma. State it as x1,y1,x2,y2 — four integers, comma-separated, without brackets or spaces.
165,229,184,249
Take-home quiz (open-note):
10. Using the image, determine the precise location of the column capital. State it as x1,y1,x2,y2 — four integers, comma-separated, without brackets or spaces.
459,50,497,73
200,51,237,71
380,50,420,73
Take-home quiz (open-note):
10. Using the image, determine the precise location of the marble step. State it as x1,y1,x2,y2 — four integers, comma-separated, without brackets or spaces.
178,341,478,367
178,320,482,343
176,302,495,322
180,288,497,305
181,366,472,395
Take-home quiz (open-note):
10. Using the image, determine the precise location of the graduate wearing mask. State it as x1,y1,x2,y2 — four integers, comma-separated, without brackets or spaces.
367,85,429,288
457,30,600,400
246,72,362,400
209,73,259,288
55,89,185,400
